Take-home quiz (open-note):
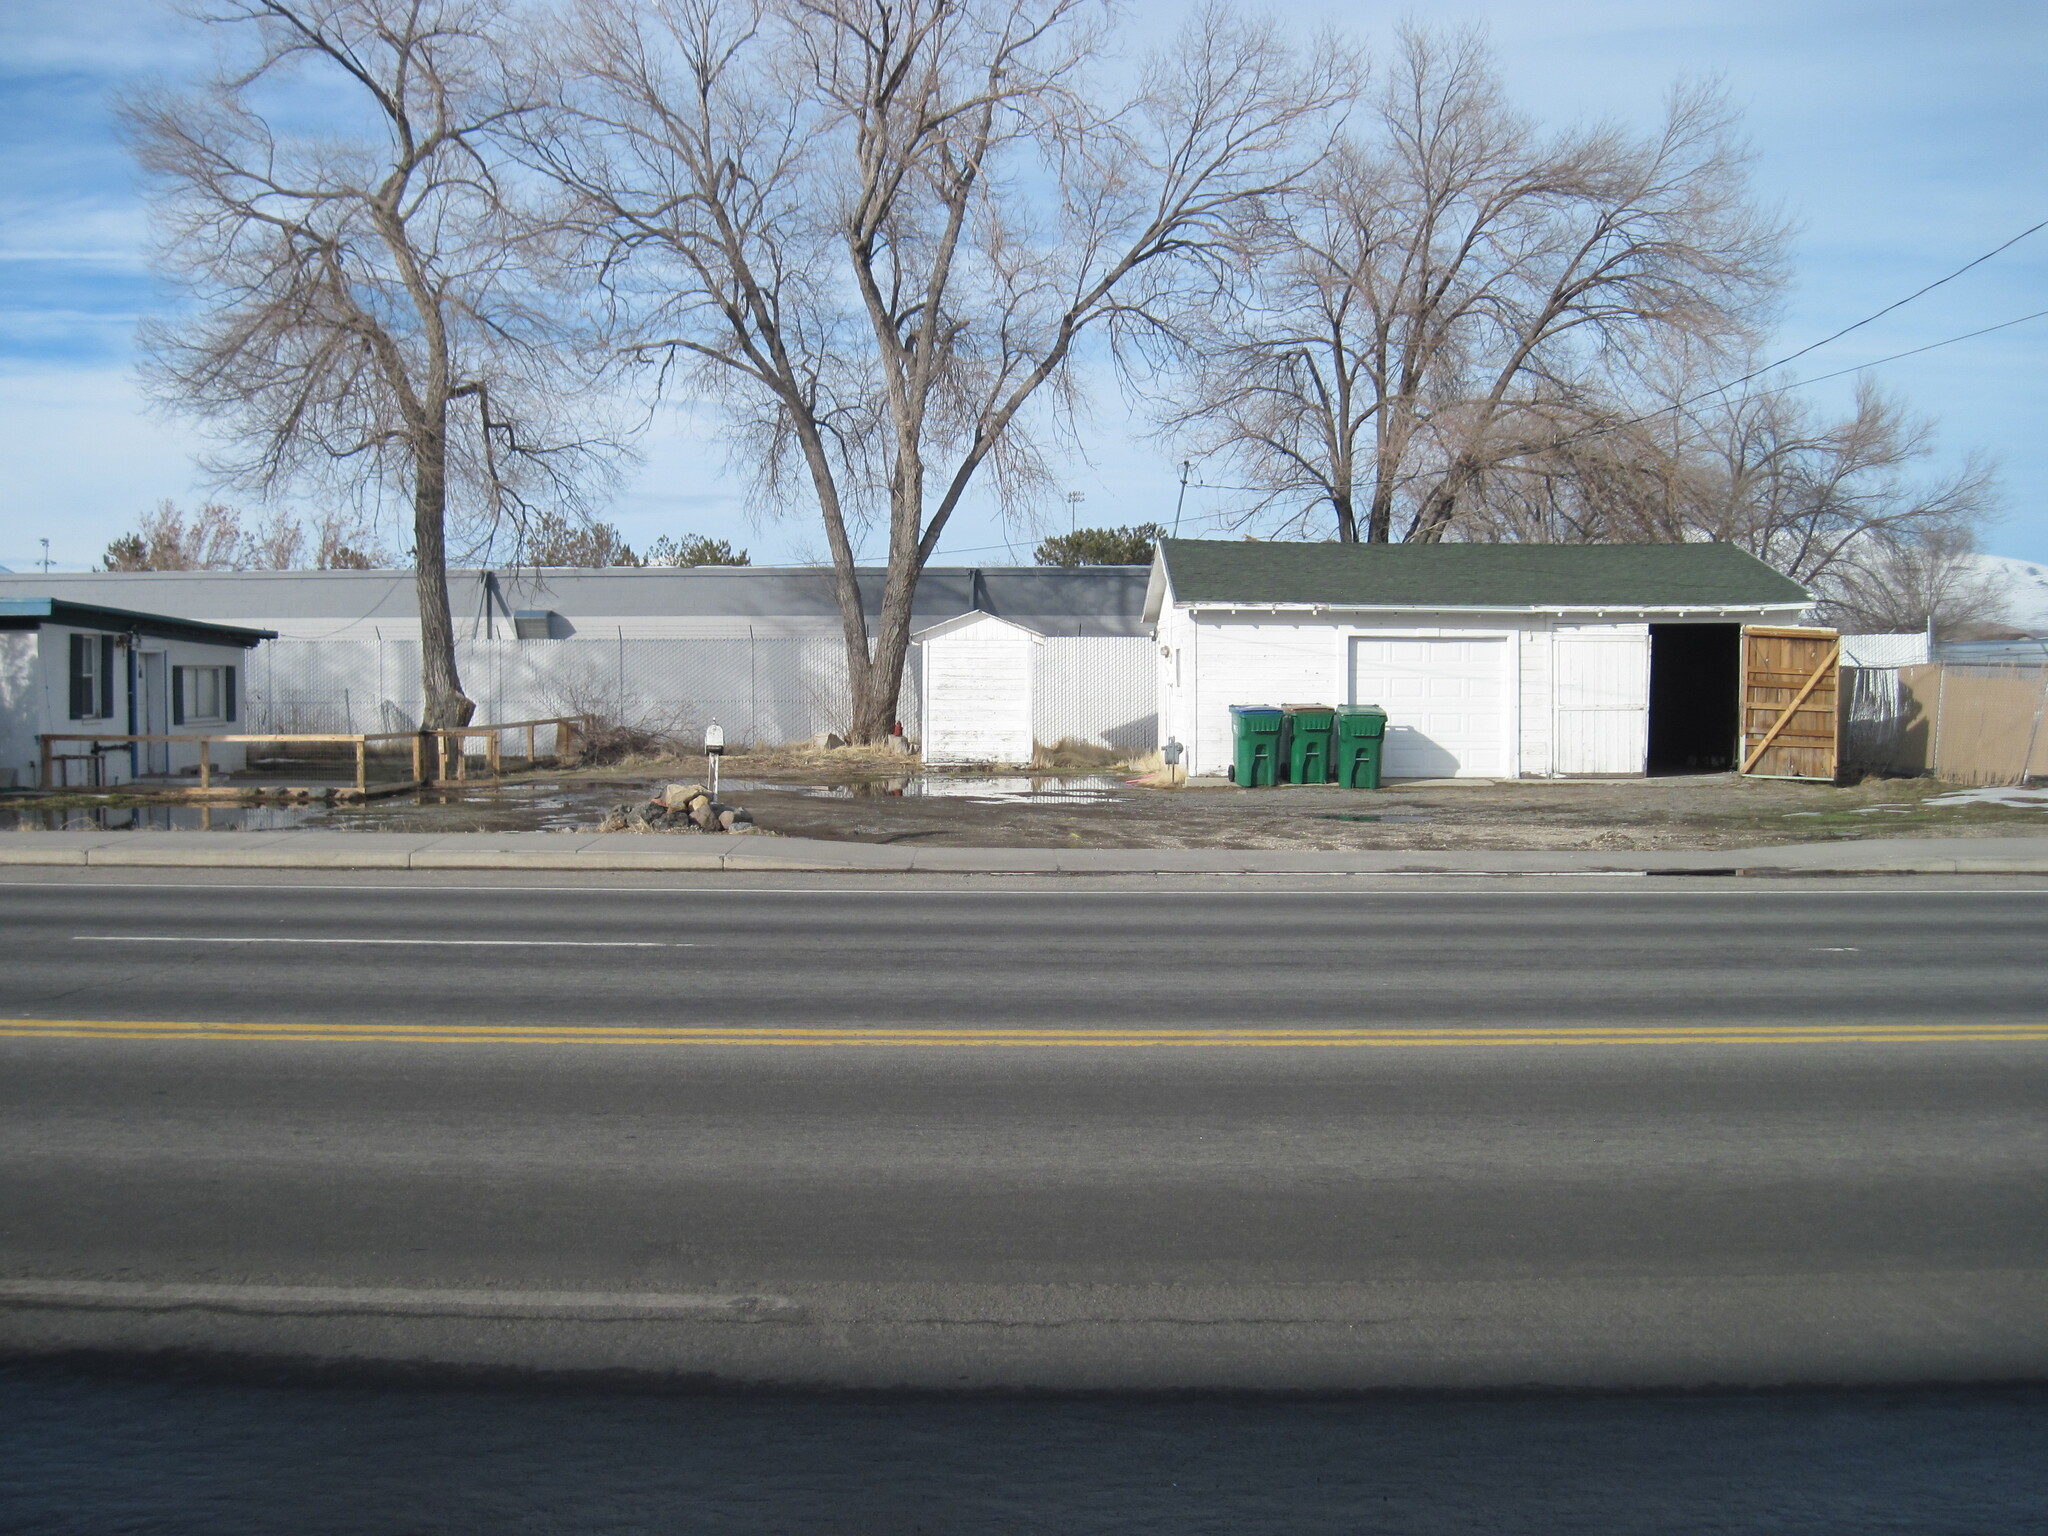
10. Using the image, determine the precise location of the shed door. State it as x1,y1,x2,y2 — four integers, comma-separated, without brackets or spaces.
920,632,1035,765
1348,637,1507,778
1740,626,1839,780
1553,633,1650,775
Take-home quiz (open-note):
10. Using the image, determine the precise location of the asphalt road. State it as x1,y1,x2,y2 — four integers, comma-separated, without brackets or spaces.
2,870,2044,1389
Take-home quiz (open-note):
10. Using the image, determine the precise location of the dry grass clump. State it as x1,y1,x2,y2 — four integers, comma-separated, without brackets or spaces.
1030,737,1132,771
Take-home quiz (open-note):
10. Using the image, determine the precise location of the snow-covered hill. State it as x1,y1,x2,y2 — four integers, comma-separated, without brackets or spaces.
1965,554,2048,632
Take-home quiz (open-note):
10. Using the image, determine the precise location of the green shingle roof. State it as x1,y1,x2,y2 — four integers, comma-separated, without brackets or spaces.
1157,539,1809,609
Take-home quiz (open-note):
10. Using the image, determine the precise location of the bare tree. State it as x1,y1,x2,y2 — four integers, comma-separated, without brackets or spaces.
101,498,389,569
527,0,1339,740
1161,26,1783,543
126,0,610,726
102,500,251,570
1822,524,2013,639
1675,379,2000,595
1458,366,2006,633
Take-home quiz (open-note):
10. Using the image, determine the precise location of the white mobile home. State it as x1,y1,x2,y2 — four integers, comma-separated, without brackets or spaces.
1146,541,1814,780
0,599,275,788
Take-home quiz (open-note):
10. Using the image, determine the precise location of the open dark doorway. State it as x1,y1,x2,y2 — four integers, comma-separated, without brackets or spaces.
1648,624,1741,774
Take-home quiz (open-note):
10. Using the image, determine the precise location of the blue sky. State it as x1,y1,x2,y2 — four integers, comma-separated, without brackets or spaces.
2,0,2042,571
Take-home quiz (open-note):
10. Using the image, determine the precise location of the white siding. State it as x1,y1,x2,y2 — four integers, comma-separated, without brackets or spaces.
918,614,1037,764
1551,625,1649,774
1186,619,1342,777
1518,622,1554,777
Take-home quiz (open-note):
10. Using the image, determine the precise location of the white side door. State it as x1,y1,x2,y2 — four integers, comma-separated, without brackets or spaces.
137,652,170,776
1553,633,1650,775
1348,637,1508,778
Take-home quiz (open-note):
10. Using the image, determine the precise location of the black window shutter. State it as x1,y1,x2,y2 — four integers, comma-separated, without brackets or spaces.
99,636,116,719
223,665,238,722
171,666,186,726
68,635,89,719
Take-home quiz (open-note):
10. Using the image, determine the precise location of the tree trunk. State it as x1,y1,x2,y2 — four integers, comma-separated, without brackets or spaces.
851,564,919,744
1332,490,1359,543
1408,454,1482,544
412,423,475,729
1366,472,1396,543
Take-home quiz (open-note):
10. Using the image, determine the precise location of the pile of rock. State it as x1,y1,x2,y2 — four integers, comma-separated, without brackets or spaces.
597,783,760,835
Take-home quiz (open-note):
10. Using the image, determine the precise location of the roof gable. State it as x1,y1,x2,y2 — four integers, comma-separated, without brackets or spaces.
913,611,1046,644
1155,540,1810,609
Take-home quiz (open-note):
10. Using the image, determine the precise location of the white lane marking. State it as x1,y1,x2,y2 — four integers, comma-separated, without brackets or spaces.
0,1278,796,1319
1812,946,1862,952
13,881,2048,898
74,936,688,948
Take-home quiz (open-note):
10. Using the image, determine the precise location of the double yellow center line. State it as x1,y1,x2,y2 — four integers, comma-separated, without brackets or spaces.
1,1020,2044,1048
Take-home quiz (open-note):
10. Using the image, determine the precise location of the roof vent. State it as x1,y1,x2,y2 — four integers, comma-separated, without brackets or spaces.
513,609,557,639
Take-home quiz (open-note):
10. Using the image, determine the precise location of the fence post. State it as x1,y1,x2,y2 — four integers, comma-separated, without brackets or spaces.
39,736,51,791
198,738,211,790
2023,670,2048,786
355,737,368,796
412,731,425,788
488,730,501,780
527,722,536,767
1933,666,1947,779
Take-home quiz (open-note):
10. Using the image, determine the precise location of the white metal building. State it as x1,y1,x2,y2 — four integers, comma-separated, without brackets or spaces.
0,599,275,788
0,566,1156,752
1146,541,1814,780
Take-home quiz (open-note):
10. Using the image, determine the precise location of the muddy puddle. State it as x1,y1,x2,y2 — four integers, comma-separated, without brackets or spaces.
0,774,1132,835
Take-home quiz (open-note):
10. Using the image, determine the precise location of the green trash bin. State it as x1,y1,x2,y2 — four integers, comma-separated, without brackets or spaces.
1228,706,1287,787
1334,704,1389,789
1283,704,1336,784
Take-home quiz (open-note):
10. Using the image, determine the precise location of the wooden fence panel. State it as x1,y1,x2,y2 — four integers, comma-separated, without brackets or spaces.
1741,626,1839,781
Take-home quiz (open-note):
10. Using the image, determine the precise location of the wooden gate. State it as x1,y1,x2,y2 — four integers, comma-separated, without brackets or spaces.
1740,626,1839,780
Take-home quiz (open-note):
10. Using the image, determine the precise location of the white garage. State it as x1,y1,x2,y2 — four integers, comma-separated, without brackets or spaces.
1146,540,1814,781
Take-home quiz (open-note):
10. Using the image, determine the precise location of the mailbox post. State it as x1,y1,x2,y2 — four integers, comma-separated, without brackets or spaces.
705,721,725,800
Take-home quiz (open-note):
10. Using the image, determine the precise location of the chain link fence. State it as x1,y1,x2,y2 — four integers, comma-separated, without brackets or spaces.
244,632,1157,753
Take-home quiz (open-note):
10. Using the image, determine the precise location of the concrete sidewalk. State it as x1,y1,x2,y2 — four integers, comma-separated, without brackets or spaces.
4,828,2048,874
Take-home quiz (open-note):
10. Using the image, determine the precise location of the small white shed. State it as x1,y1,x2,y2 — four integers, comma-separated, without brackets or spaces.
1146,541,1816,780
915,611,1045,765
0,598,275,789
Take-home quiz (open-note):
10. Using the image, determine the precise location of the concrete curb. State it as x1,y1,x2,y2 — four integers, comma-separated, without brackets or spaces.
4,830,2048,875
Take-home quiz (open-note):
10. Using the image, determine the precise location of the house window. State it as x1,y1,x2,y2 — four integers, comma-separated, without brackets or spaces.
191,667,223,721
68,634,115,720
172,664,237,725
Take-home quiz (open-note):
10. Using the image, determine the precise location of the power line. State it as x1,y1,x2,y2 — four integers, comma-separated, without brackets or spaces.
1570,217,2048,446
1752,306,2048,394
1747,216,2047,383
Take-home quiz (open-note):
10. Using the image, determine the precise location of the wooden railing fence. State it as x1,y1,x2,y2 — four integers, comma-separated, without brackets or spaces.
37,716,589,796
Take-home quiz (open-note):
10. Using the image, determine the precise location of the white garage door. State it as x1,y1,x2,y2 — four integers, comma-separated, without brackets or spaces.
1349,637,1508,778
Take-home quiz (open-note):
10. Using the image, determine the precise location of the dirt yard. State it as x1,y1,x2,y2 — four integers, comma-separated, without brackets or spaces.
608,754,2048,851
17,741,2046,849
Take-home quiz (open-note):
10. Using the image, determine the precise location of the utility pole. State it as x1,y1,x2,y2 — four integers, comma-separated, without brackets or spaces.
1172,460,1192,536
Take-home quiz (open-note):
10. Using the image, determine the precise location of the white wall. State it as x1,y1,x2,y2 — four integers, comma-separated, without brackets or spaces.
0,632,37,789
1181,617,1346,777
1176,613,1525,779
1162,606,1793,780
34,625,134,788
26,627,255,788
